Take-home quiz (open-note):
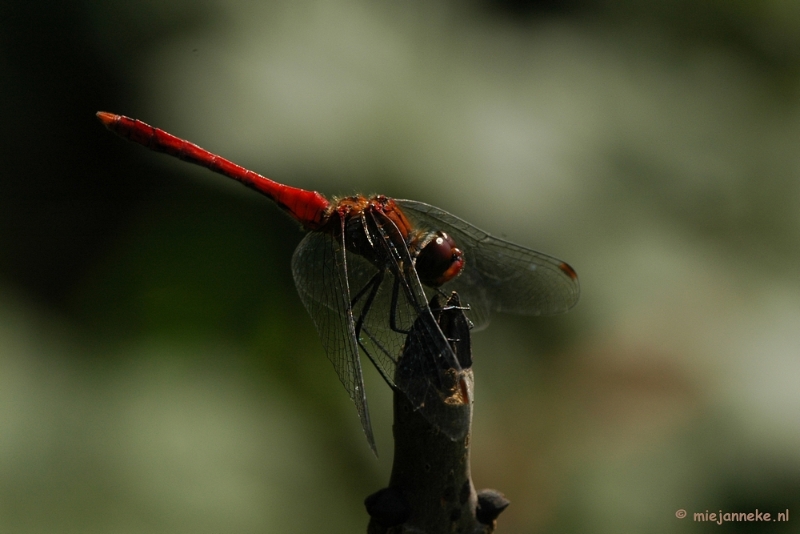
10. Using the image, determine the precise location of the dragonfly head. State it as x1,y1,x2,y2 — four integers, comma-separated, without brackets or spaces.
415,231,465,287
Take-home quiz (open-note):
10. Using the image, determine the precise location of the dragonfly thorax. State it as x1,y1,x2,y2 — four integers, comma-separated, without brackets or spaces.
326,195,416,269
325,196,465,289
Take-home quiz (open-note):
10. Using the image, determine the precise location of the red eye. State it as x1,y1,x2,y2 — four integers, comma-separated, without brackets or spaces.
415,232,465,287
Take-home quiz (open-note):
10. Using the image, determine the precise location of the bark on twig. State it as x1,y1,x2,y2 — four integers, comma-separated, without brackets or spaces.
366,293,508,533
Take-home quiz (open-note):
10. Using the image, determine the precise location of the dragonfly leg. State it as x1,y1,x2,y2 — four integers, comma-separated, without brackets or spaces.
388,276,411,335
351,269,383,341
359,327,400,390
350,270,398,389
350,269,381,309
427,288,473,334
431,288,470,312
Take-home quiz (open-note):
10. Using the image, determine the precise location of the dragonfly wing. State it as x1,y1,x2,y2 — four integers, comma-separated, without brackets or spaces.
396,199,580,330
291,231,377,454
293,211,472,445
333,248,468,441
361,209,469,440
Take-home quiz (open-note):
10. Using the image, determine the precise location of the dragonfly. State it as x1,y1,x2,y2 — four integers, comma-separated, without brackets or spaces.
97,112,580,454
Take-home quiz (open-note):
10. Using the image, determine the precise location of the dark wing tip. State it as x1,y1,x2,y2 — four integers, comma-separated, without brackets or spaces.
558,262,578,281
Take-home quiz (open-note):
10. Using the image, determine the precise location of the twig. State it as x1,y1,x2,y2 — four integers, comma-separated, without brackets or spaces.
366,293,509,533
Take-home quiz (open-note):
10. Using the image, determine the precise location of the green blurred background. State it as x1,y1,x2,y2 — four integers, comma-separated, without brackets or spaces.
2,0,799,532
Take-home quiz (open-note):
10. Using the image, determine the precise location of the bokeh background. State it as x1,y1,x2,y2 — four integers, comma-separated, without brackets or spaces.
2,1,800,532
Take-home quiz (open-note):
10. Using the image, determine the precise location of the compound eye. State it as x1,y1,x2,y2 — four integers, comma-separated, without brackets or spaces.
415,232,465,287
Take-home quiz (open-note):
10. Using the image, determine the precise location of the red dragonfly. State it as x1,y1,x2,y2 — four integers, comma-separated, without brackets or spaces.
97,112,579,453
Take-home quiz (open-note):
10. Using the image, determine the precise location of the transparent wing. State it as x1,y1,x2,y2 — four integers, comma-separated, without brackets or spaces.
346,258,468,440
396,199,580,330
359,209,469,440
292,213,469,445
291,231,377,454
